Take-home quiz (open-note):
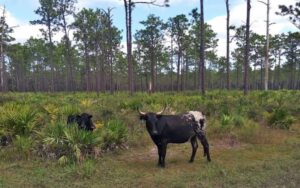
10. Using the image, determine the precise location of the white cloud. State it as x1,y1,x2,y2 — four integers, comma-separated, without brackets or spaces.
3,0,299,56
2,7,42,43
208,0,298,57
3,6,71,43
77,0,122,9
76,0,194,9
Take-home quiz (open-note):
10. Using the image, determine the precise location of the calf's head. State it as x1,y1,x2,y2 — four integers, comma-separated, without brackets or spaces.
139,108,165,136
67,113,95,131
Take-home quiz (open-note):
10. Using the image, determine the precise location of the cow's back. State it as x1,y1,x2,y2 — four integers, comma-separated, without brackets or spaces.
159,115,196,143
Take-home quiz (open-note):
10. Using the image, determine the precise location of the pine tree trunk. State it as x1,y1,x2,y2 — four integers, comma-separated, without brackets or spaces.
226,0,231,90
177,50,181,91
243,0,251,95
199,0,205,95
262,0,270,91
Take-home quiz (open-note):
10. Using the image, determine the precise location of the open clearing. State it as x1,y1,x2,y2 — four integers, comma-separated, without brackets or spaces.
1,126,299,188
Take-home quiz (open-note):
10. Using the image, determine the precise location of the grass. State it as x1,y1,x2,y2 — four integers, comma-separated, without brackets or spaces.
1,124,299,188
0,91,300,187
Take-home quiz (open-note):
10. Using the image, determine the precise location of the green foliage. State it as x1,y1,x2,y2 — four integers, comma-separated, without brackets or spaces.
60,105,81,117
232,114,246,127
221,114,233,127
13,135,34,159
64,159,96,179
236,121,259,143
267,108,295,130
101,119,128,149
0,91,299,163
0,103,38,136
39,122,102,161
80,159,96,179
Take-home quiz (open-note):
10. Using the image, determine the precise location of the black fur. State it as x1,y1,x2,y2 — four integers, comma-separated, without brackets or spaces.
67,113,95,131
140,112,211,167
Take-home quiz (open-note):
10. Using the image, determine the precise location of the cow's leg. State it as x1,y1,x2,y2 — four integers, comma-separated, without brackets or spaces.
189,136,198,163
160,142,167,168
196,131,211,162
157,144,162,166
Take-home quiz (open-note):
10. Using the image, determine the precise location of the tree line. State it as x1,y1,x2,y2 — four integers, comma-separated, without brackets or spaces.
0,0,299,93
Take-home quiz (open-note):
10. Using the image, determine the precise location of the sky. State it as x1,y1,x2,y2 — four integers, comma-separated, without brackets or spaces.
1,0,298,57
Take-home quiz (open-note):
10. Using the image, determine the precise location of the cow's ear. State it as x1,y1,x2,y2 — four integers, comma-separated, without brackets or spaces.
140,114,147,121
76,115,81,119
88,115,93,119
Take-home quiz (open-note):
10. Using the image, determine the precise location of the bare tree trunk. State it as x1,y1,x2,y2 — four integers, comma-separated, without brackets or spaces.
180,53,184,91
199,0,205,95
185,55,189,90
84,47,90,92
226,0,231,90
236,66,239,89
258,0,270,91
150,46,155,93
177,50,181,91
0,8,8,92
260,60,263,89
297,63,300,89
194,59,197,90
124,0,134,95
170,36,174,91
0,39,4,92
61,11,74,92
105,8,114,94
47,23,55,92
243,0,251,95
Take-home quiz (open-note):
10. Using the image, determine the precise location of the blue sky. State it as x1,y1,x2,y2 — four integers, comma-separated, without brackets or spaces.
1,0,298,56
2,0,236,32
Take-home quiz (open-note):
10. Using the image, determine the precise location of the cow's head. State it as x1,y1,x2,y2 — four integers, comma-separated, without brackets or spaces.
138,108,165,136
68,113,96,131
79,113,96,131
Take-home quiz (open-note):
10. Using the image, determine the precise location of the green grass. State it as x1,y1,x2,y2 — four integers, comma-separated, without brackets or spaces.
1,125,299,187
0,91,300,187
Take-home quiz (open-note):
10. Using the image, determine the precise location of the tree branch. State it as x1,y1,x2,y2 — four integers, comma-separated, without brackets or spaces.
133,0,168,7
257,0,267,6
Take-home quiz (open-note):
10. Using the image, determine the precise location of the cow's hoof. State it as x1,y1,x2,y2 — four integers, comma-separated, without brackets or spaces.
157,163,165,168
189,160,194,163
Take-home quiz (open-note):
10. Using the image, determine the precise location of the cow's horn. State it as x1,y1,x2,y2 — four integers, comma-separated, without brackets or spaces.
138,108,146,115
156,106,166,115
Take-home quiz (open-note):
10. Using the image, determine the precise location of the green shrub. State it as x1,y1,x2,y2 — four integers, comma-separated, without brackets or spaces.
13,135,34,158
60,105,81,117
0,103,38,136
64,126,102,158
232,114,246,127
101,119,128,149
39,122,102,161
80,159,96,179
246,105,263,121
38,122,69,158
267,108,295,130
221,114,233,126
236,121,259,143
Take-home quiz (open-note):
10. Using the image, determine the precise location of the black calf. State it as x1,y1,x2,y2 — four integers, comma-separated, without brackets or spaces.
67,113,95,131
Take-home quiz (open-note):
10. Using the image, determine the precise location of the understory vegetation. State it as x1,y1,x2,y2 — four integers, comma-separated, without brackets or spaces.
0,91,300,187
